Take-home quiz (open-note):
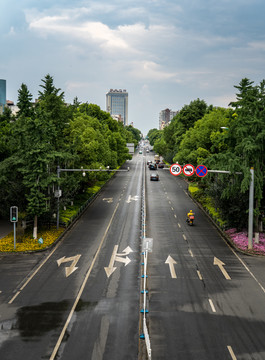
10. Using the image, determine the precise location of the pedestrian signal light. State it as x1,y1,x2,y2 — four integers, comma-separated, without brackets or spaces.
10,206,18,223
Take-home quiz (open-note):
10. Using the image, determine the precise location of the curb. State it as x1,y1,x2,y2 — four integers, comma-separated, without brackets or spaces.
183,180,264,257
0,171,118,255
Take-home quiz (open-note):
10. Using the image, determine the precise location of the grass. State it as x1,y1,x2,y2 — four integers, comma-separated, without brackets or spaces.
188,182,265,255
188,182,226,227
0,226,64,253
0,181,106,253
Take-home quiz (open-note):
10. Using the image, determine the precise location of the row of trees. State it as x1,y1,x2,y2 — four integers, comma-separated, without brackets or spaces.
0,75,141,237
148,79,265,232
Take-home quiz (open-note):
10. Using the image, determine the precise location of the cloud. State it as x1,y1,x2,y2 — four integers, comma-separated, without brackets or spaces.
248,40,265,51
129,60,180,81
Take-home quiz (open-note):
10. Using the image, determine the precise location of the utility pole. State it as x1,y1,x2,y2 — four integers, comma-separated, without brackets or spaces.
248,167,254,249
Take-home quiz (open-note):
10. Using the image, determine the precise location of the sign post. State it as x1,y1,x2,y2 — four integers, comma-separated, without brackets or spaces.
10,206,18,250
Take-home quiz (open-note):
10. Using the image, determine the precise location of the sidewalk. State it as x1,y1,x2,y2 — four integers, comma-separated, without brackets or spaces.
0,219,12,239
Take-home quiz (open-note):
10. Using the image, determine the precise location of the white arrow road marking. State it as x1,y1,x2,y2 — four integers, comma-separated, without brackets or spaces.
104,245,118,278
115,256,131,266
57,255,81,277
126,195,139,203
165,255,177,278
103,198,113,203
104,245,133,277
116,246,133,256
213,257,231,280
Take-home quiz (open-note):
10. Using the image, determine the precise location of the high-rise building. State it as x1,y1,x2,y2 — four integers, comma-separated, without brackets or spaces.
0,79,6,114
106,89,128,126
159,108,178,129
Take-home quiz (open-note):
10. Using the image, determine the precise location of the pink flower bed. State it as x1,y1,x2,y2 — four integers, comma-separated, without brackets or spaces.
225,228,265,254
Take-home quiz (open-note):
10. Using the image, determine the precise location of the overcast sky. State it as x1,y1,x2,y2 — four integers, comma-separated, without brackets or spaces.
1,0,265,134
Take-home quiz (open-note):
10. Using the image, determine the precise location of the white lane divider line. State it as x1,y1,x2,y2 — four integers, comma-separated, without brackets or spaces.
182,234,187,241
208,299,216,313
174,214,177,218
197,270,203,280
227,346,237,359
188,249,194,258
178,223,181,228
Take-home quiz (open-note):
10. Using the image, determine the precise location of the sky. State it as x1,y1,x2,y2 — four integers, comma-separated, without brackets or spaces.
1,0,265,135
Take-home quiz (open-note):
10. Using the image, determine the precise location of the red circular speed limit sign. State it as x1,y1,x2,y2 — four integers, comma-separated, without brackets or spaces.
183,164,195,176
170,164,182,176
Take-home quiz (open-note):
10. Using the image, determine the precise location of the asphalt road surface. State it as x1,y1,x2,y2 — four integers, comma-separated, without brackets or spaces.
1,149,265,360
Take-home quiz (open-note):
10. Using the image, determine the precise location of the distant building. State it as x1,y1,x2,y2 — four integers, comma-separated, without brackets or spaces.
106,89,128,126
6,100,19,114
159,108,178,130
0,79,6,114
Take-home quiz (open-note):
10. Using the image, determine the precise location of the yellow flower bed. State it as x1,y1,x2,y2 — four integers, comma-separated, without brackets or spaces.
0,226,64,253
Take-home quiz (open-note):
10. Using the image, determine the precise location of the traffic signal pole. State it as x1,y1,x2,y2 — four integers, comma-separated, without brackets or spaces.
10,206,18,250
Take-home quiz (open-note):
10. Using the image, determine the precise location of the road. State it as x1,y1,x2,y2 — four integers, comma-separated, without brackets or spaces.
145,152,265,360
0,149,265,359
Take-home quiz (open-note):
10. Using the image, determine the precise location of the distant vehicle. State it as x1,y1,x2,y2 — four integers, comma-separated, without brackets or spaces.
146,149,149,153
154,154,160,163
139,150,142,154
147,160,152,165
150,173,159,181
149,163,157,170
158,163,164,168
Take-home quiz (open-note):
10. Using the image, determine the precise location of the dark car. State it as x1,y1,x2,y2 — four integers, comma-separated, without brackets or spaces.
158,162,164,168
149,163,157,170
150,173,159,181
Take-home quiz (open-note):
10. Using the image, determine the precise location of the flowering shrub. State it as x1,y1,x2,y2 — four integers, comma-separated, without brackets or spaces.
225,228,265,255
0,226,64,253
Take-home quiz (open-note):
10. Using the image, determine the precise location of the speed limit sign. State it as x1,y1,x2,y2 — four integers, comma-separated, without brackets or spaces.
170,164,182,176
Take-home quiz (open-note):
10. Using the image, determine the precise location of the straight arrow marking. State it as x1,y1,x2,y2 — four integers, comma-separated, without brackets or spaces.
104,245,118,278
165,255,177,278
213,257,231,280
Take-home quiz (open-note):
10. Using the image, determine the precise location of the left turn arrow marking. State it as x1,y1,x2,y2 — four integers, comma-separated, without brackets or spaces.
57,254,81,277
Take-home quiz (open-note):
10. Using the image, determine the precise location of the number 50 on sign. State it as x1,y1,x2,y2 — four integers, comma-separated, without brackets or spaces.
170,164,182,176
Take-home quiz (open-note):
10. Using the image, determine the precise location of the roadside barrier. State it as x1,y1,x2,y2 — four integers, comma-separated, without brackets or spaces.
140,158,152,359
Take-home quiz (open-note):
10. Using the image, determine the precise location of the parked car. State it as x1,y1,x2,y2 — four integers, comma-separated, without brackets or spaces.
149,163,157,170
150,173,159,181
158,162,165,168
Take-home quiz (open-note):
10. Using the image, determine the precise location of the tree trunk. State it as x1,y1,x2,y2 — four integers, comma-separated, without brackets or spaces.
254,199,259,244
33,215,38,239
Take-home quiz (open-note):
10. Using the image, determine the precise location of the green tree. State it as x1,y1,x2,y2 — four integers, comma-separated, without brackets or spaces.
228,78,265,234
173,107,231,165
17,83,33,118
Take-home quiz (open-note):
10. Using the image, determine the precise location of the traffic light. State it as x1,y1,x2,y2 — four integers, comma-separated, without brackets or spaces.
10,206,18,223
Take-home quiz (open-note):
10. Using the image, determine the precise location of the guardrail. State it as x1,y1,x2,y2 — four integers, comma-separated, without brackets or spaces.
140,158,152,359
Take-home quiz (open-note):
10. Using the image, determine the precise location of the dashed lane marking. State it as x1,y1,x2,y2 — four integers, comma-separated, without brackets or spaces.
208,299,216,313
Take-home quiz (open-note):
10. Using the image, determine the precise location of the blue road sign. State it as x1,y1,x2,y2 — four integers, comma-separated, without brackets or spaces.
196,165,208,177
